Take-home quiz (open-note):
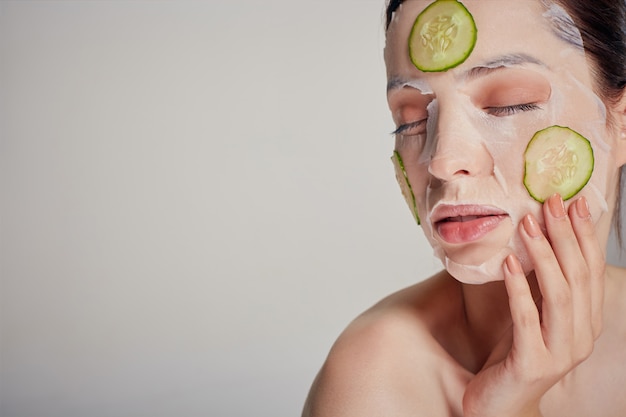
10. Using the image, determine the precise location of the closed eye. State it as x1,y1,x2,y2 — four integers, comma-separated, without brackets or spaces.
485,103,541,116
391,119,427,136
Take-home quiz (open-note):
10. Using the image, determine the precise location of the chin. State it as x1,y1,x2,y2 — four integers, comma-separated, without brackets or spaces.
438,238,533,285
444,254,508,284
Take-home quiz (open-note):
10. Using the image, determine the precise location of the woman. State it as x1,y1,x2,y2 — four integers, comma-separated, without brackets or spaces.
303,0,626,416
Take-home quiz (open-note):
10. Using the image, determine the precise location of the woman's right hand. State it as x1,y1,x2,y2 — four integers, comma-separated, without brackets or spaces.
462,194,605,417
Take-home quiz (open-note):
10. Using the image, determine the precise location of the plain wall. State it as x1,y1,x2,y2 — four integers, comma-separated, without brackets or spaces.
1,2,624,417
1,2,440,416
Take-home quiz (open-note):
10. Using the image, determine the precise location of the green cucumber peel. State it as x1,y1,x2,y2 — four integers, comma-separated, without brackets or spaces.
523,125,594,203
409,0,477,72
392,151,421,225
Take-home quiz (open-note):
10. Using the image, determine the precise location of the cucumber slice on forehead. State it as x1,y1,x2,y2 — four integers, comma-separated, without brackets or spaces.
409,0,477,72
523,125,594,203
392,151,421,225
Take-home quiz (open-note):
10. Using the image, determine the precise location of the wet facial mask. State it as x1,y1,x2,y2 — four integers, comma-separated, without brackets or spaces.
390,0,611,284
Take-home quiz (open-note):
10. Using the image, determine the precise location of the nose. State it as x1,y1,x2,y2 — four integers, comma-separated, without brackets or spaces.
427,110,494,182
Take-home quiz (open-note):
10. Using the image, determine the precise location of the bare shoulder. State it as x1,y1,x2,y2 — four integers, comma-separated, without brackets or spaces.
302,272,468,417
603,266,626,414
604,265,626,326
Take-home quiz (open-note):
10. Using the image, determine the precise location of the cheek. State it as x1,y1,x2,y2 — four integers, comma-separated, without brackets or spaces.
393,140,431,227
575,132,612,220
395,135,430,185
550,86,613,216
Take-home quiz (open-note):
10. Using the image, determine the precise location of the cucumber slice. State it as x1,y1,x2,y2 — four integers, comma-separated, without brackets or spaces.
523,125,594,203
392,151,420,224
409,0,477,72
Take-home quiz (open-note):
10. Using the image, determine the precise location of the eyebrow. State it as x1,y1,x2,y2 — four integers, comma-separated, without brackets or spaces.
387,53,547,92
462,53,547,81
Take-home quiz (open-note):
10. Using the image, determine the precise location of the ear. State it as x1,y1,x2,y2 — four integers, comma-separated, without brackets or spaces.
613,90,626,167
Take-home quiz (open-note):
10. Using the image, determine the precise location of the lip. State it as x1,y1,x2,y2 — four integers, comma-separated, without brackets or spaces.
431,204,510,244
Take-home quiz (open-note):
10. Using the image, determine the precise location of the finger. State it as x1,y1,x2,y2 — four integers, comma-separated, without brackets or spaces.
503,254,543,356
519,213,572,350
543,194,592,345
569,196,605,339
543,194,588,287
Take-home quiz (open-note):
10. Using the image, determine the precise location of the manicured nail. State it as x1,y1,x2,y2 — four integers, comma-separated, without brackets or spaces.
505,254,523,275
523,214,542,238
548,193,566,218
575,196,591,219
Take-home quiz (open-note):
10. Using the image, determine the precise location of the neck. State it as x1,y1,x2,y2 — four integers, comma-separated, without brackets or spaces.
458,273,541,372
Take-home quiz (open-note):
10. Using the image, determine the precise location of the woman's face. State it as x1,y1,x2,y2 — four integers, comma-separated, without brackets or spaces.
385,0,621,283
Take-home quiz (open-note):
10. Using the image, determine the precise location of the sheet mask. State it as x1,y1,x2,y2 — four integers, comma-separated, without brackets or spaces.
392,1,612,284
419,99,439,165
541,0,585,50
400,79,434,96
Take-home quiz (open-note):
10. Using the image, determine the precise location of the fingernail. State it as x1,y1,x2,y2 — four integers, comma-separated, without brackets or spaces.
523,214,542,239
548,193,566,218
575,196,591,219
505,254,523,275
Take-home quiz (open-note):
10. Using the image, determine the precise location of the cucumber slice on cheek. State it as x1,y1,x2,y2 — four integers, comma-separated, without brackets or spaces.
392,151,421,225
523,125,594,203
409,0,477,72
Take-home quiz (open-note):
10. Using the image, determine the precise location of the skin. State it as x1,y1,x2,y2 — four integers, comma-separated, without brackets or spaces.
303,1,626,416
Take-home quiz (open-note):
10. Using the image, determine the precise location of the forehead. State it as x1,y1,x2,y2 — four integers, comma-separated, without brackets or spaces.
384,0,575,78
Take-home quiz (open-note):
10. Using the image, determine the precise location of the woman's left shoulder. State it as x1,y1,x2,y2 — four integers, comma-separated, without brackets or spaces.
607,264,626,280
601,265,626,334
606,264,626,302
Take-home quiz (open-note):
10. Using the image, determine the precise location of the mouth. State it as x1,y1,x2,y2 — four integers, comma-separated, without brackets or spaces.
432,205,510,244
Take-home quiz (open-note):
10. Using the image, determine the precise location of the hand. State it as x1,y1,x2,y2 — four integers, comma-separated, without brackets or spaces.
462,194,605,417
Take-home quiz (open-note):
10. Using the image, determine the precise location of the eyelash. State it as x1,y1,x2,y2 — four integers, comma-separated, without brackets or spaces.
485,103,541,116
391,119,427,136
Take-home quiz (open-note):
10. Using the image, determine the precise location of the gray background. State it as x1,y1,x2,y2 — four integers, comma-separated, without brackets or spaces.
1,1,623,417
1,1,439,416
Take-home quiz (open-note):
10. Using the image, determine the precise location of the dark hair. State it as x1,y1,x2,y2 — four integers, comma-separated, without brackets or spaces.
385,0,626,242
